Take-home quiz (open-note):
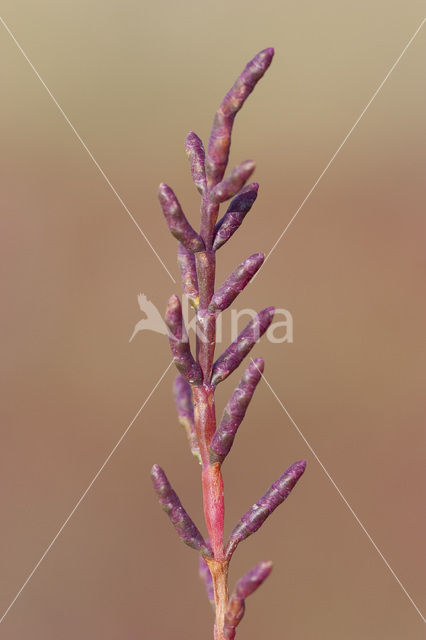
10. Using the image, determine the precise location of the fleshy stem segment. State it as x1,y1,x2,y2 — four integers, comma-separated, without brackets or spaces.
150,47,306,640
191,49,275,639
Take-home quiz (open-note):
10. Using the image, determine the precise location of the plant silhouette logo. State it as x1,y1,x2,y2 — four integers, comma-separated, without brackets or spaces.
130,293,293,344
129,294,168,342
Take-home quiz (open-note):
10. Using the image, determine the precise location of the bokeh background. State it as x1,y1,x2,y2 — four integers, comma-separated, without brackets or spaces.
0,2,425,638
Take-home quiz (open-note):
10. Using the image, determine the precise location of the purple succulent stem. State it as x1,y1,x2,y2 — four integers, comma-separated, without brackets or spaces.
209,358,264,465
158,183,205,252
223,598,244,640
226,461,307,559
223,561,273,640
165,294,202,384
150,464,210,555
205,48,274,190
195,250,216,380
177,243,199,308
235,560,273,598
210,160,255,204
209,253,264,313
211,307,275,385
186,132,207,196
213,182,259,251
173,374,201,463
155,48,306,640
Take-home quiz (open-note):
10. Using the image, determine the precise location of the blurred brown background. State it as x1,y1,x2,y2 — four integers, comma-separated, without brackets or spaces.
0,2,425,638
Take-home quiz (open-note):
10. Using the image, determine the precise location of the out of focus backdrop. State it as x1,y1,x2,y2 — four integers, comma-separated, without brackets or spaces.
0,2,425,639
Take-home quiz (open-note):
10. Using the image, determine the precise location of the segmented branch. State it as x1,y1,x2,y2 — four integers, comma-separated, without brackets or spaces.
151,464,211,555
158,183,205,252
186,132,207,196
209,253,264,313
226,460,306,558
210,160,255,203
223,561,273,640
213,183,259,251
211,307,274,385
205,47,274,188
209,358,264,465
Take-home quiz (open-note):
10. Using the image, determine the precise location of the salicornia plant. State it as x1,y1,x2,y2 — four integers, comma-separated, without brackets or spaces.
151,47,306,640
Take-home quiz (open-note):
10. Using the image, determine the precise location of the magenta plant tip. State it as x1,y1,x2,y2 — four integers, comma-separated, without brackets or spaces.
209,358,264,465
223,561,273,639
209,253,264,313
151,464,211,555
186,131,207,196
158,183,205,252
205,48,275,188
213,182,259,251
211,307,274,385
235,560,273,598
226,461,307,557
210,160,256,204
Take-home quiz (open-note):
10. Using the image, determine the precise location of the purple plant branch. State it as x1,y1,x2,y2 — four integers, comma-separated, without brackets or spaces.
209,358,264,465
210,160,255,204
158,182,205,252
150,464,211,556
209,253,264,313
213,182,259,251
211,307,275,385
223,561,273,640
205,48,274,189
226,460,307,559
150,47,307,640
186,131,207,196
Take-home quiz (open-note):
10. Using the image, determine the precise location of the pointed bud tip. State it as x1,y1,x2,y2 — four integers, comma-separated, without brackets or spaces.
244,252,264,275
158,183,173,203
292,460,307,475
259,47,275,63
262,306,275,322
236,182,259,198
257,560,273,579
167,294,180,307
150,463,162,477
185,131,200,147
252,357,264,372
